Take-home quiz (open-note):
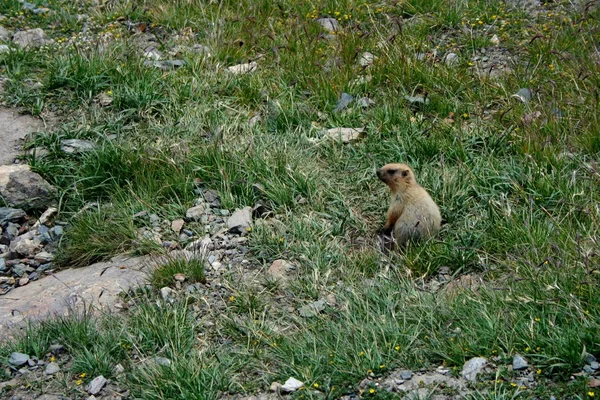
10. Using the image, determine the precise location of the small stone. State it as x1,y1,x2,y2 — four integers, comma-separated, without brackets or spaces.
160,287,174,301
334,92,354,113
323,127,365,143
267,259,296,281
52,225,64,238
152,357,171,367
49,344,65,354
584,353,597,364
44,362,60,375
444,53,459,66
143,47,162,60
359,52,376,67
61,139,95,154
0,44,9,54
203,190,219,203
0,165,56,209
0,207,26,225
171,219,184,234
34,251,54,263
226,207,253,234
219,209,230,216
357,97,375,108
227,62,258,74
9,352,30,367
299,299,326,318
270,382,282,392
38,207,58,225
461,357,487,382
316,18,339,32
173,273,186,282
280,377,304,392
490,34,500,45
143,59,185,69
512,88,533,103
513,354,528,370
87,375,107,395
590,361,599,370
584,365,595,374
114,364,125,375
13,28,53,48
399,370,413,380
96,92,113,107
404,95,430,106
18,277,29,286
186,205,206,221
0,26,11,41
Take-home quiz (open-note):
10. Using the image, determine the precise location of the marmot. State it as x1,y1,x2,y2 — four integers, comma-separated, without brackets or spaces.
377,163,441,247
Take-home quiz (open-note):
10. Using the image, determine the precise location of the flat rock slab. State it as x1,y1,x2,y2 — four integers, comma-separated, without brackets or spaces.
0,108,44,165
0,255,152,341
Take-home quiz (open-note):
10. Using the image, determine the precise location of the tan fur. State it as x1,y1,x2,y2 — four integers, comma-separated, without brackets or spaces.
377,163,441,247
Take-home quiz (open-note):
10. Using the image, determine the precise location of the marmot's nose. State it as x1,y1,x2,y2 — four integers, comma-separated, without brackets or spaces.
376,168,383,177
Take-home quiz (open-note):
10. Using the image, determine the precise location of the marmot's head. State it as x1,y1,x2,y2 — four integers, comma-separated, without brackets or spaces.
376,163,416,192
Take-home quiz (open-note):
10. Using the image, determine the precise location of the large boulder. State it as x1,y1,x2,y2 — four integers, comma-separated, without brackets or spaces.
12,28,53,48
0,164,56,209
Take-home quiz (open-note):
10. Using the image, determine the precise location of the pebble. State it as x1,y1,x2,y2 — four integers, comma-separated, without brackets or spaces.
444,53,459,66
87,375,107,395
227,62,258,74
316,18,339,32
322,127,365,143
461,357,487,382
186,205,206,221
591,361,599,370
44,362,60,375
280,377,304,392
513,354,529,370
9,352,30,367
298,299,326,318
334,92,354,113
60,139,96,154
226,207,253,234
359,52,376,67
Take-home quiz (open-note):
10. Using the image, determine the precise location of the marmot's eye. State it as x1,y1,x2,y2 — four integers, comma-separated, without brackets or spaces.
387,169,396,175
401,170,409,177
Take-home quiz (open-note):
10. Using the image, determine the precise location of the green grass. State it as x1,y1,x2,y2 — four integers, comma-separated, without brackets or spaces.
1,0,600,398
149,255,206,289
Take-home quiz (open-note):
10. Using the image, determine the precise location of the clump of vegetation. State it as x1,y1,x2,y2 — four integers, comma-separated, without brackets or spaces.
149,256,206,289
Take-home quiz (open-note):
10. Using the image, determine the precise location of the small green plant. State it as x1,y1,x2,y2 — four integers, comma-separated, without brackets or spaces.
149,256,206,289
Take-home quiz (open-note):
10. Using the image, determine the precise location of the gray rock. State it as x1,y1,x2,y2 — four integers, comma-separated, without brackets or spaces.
60,139,95,154
584,353,596,364
13,28,52,48
9,352,30,366
584,365,595,374
143,60,185,70
34,251,54,263
160,287,174,301
0,26,11,41
227,62,258,74
322,127,365,143
357,97,375,108
0,165,56,210
280,377,304,392
359,52,376,67
10,233,42,257
445,52,459,66
0,258,5,272
87,375,107,395
0,207,25,226
404,95,430,105
43,362,60,375
299,299,326,318
334,92,354,113
52,225,64,238
203,190,219,203
316,18,339,32
399,370,413,380
590,361,599,370
512,354,528,370
185,204,206,221
513,88,533,103
5,223,19,239
461,357,487,382
226,207,252,233
152,357,171,367
0,44,9,54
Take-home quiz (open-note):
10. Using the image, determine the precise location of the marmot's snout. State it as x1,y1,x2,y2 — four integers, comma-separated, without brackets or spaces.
376,168,385,180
